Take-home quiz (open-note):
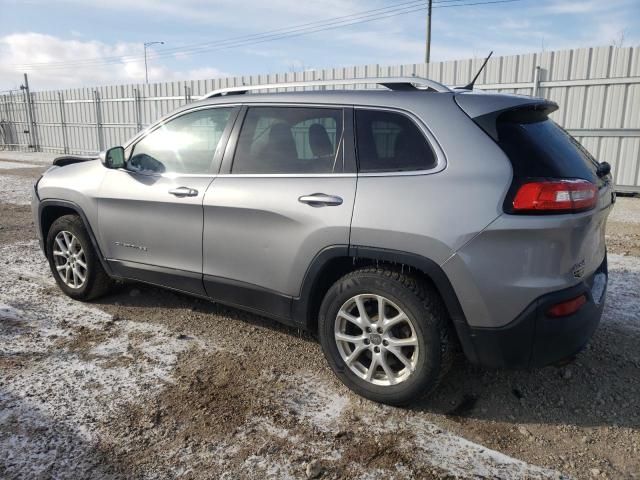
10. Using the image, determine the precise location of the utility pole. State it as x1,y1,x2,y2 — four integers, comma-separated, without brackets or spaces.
425,0,432,63
144,41,164,84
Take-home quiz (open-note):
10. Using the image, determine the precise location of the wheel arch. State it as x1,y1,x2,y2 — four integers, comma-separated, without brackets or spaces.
38,199,113,277
294,245,478,363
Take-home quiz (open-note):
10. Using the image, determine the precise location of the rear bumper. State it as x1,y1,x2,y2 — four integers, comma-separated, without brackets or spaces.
463,256,607,369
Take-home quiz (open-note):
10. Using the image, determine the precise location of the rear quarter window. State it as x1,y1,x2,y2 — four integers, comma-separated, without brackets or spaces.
355,109,436,173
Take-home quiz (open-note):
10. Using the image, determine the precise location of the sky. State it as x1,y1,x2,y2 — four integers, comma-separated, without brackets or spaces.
0,0,638,91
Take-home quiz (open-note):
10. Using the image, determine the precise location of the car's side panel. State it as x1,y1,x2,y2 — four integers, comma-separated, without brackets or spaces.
202,104,358,299
442,201,612,328
35,160,106,249
96,169,213,295
349,99,511,255
202,175,357,297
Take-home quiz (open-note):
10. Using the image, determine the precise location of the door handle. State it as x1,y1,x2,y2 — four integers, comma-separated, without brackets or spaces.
298,193,343,207
169,186,199,197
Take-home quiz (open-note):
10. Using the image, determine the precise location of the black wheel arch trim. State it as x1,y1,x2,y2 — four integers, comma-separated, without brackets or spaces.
38,199,114,277
293,244,478,363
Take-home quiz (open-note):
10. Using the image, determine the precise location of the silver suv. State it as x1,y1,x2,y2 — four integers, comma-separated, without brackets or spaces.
32,77,614,405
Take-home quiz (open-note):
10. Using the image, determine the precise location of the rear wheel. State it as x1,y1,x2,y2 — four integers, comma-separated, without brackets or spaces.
318,267,453,405
46,215,111,300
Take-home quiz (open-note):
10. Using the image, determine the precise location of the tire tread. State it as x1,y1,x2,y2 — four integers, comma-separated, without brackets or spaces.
47,214,112,301
319,265,454,405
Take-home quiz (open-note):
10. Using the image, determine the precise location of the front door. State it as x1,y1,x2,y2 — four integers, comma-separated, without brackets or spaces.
202,105,357,319
97,106,238,295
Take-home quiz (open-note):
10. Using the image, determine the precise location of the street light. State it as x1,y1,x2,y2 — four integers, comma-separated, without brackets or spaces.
144,41,164,84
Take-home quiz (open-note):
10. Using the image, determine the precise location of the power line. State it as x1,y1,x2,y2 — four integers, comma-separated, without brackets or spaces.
16,0,485,69
13,0,525,71
14,0,522,70
11,0,434,69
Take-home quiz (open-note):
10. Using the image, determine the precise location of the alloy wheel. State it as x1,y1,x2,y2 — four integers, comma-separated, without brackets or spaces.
52,230,88,289
334,294,419,386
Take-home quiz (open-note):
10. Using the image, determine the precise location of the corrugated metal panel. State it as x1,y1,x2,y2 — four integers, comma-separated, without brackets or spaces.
2,46,639,190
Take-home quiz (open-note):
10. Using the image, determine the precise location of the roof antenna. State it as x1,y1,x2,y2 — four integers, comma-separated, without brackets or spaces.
459,51,493,91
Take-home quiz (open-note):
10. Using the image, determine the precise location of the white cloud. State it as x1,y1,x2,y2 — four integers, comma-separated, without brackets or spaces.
0,33,228,91
544,0,602,14
543,0,637,14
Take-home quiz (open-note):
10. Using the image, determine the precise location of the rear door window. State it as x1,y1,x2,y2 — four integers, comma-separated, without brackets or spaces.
355,109,436,173
232,106,343,174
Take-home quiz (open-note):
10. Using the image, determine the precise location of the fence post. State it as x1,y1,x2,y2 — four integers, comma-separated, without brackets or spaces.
93,90,104,151
0,95,9,150
1,94,10,123
21,73,39,151
133,88,142,132
8,91,17,150
532,65,541,97
57,91,69,154
184,85,191,103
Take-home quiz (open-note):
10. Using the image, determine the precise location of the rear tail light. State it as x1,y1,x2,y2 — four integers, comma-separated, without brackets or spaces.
547,294,587,318
512,179,597,213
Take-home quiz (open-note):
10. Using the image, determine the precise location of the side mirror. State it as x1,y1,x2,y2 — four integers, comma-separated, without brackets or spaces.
99,146,126,169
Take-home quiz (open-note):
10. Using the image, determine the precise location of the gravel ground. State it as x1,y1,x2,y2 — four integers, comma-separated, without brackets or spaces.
1,158,639,479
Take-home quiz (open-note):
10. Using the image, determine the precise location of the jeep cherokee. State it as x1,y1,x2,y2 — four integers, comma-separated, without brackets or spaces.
32,77,614,405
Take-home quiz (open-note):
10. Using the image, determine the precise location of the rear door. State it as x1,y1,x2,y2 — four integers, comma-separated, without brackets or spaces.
97,106,238,295
201,105,357,319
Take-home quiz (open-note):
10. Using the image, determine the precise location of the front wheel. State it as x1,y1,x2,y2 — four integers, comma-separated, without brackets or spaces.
318,267,453,405
46,214,112,300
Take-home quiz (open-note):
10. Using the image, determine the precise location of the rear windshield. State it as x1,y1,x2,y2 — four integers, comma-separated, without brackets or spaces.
496,118,598,182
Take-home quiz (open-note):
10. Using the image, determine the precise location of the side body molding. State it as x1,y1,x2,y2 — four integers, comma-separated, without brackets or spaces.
292,245,477,363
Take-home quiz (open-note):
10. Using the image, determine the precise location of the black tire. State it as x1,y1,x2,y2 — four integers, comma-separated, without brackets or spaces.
318,266,453,406
46,214,112,300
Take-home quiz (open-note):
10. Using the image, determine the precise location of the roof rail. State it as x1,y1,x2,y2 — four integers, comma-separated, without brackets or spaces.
200,77,452,99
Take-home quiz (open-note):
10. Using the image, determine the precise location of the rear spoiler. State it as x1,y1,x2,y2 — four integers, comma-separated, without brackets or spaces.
52,155,98,167
454,92,558,141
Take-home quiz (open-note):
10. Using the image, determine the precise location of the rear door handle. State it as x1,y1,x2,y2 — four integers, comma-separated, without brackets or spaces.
298,193,343,207
169,186,199,197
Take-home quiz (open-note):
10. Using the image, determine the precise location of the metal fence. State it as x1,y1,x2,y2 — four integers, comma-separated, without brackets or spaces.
1,45,639,192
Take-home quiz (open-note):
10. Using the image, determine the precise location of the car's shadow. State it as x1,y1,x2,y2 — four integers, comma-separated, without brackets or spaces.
417,260,640,430
90,268,640,431
89,281,316,341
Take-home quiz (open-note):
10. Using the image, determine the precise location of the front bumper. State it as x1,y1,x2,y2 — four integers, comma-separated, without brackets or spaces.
31,182,45,253
463,256,607,369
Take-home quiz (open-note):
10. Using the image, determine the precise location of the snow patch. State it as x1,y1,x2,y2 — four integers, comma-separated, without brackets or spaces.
609,197,640,224
603,253,640,332
282,374,349,431
0,173,34,205
281,375,563,479
0,304,24,321
0,240,193,478
0,160,40,169
0,152,58,165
